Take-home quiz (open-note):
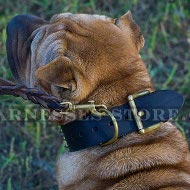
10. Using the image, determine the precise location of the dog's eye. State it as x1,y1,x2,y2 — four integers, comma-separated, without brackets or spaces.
52,85,70,99
64,52,73,61
57,85,69,92
114,18,119,25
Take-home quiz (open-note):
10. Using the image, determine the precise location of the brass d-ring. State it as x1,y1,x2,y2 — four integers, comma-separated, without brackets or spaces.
98,108,119,146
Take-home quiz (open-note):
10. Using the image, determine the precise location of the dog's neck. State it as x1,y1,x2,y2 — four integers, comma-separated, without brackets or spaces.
87,59,154,108
56,60,154,125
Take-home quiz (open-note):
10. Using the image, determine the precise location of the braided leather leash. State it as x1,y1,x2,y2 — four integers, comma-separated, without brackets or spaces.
0,78,68,112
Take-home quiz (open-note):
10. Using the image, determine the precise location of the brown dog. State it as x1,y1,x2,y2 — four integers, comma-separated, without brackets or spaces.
6,11,190,189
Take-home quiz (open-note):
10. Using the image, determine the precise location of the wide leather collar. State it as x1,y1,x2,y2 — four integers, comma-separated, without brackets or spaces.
61,90,184,152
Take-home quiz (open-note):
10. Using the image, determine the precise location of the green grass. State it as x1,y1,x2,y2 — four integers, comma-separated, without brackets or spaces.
0,0,190,189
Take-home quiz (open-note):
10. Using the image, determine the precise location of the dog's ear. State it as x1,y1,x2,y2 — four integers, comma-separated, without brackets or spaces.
115,11,144,51
35,57,77,93
6,14,48,84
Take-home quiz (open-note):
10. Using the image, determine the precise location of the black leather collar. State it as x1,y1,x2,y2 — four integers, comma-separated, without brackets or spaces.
61,90,184,152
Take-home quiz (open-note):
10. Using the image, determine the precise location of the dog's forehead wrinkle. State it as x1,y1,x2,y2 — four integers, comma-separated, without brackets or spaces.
30,29,67,87
32,30,66,62
46,42,65,63
55,13,111,22
29,28,47,86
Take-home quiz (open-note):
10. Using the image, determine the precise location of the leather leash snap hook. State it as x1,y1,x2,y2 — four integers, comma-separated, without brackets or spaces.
60,100,107,116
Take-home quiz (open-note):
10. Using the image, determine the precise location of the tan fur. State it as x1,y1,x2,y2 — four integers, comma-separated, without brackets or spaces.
7,11,190,189
56,122,190,190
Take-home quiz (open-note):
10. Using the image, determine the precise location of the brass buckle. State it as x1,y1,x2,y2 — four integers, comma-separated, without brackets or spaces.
128,90,161,134
60,101,119,146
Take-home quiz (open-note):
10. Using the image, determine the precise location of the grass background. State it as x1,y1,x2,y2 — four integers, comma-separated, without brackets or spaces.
0,0,189,189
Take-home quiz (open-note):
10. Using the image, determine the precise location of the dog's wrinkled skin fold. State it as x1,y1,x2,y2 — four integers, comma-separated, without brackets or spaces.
6,12,190,189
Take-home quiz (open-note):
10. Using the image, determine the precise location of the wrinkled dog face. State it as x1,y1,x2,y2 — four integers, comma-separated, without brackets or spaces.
6,12,144,104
